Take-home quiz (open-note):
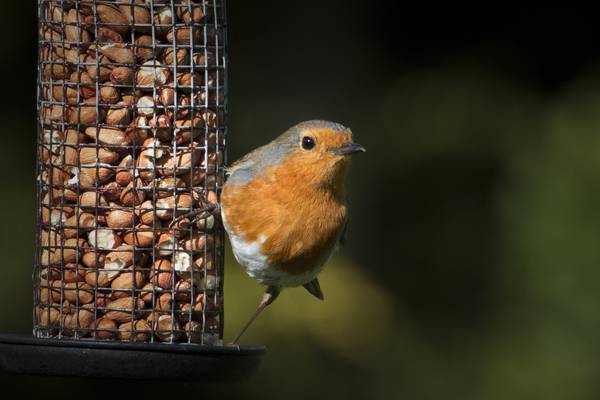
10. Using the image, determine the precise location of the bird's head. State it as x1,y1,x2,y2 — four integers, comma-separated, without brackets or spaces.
272,120,365,189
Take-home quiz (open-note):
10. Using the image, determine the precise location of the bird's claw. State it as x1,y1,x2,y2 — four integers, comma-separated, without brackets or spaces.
174,198,220,225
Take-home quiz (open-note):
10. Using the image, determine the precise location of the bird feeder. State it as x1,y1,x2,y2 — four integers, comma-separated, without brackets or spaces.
0,0,264,381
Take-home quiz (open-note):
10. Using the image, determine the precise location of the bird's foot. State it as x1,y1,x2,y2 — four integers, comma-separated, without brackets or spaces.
174,196,220,227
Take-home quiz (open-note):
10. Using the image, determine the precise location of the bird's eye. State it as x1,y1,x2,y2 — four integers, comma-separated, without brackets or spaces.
301,136,316,150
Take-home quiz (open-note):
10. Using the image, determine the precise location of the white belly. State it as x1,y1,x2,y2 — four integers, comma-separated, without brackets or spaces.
222,210,327,288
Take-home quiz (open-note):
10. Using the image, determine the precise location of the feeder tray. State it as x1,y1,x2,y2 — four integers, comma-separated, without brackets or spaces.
0,333,265,381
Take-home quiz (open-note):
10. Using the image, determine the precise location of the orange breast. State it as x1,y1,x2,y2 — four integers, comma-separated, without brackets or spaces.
222,154,347,275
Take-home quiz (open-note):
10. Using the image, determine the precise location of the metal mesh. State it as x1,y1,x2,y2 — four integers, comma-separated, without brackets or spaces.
34,0,227,345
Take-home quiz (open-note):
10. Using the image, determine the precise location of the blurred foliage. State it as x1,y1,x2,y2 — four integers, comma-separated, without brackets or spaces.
1,1,600,400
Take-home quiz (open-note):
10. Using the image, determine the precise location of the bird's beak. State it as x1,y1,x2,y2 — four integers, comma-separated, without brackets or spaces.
328,142,366,156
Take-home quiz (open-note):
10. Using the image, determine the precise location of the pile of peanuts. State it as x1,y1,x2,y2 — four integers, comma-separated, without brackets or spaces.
35,0,225,344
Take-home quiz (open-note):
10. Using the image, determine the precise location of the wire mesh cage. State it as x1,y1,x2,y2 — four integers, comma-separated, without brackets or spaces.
35,0,227,345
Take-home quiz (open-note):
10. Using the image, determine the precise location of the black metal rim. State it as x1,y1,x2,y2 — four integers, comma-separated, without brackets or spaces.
0,333,266,355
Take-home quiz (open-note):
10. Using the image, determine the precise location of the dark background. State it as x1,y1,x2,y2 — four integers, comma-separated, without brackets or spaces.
2,2,600,399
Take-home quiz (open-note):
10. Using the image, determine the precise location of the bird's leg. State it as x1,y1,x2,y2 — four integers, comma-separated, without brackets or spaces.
230,286,280,345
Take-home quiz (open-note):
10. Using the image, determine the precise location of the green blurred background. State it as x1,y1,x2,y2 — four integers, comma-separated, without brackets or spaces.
2,2,600,399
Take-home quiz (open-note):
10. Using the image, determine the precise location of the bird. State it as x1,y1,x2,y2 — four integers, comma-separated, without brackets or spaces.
220,120,365,344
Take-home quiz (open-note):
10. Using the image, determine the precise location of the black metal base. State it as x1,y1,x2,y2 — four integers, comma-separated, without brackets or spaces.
0,333,266,382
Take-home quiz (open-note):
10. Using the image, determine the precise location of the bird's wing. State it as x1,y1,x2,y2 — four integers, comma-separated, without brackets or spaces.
338,217,348,247
225,138,294,186
225,150,257,176
224,146,268,186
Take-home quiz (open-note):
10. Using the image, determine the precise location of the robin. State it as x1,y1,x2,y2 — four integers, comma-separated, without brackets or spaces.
221,120,365,344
